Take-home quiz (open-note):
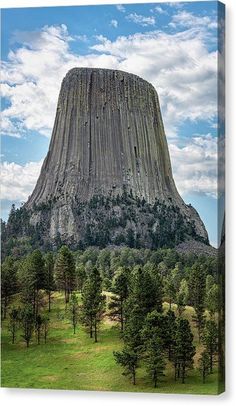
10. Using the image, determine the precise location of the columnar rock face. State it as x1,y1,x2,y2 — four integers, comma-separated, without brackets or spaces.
28,68,179,205
24,67,208,247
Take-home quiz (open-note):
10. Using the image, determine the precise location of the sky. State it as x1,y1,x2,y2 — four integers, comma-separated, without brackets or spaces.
1,1,225,247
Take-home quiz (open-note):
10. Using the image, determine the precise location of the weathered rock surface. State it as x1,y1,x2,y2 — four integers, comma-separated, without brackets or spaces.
22,67,208,248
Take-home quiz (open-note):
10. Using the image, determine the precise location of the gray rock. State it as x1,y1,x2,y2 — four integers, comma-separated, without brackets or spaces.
24,67,208,246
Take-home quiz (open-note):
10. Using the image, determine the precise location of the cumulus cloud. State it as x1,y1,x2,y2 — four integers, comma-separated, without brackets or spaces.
110,19,118,28
169,134,217,197
169,10,217,30
2,22,217,140
1,19,219,199
116,4,125,13
152,6,168,15
126,13,156,27
0,160,43,201
91,29,217,137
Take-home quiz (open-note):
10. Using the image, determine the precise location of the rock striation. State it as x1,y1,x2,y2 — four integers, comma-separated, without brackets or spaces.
21,67,208,248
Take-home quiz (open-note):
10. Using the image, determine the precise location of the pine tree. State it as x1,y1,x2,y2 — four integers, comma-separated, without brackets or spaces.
42,314,50,344
174,318,195,383
144,335,165,388
81,267,105,342
141,311,166,387
108,267,129,332
199,350,211,383
189,263,206,341
75,263,86,292
44,252,55,312
35,314,43,344
130,266,162,319
19,250,45,317
1,256,18,319
8,307,20,344
202,320,218,373
21,304,35,347
68,292,79,334
165,309,177,360
114,347,139,385
176,279,189,316
55,246,76,303
206,284,220,318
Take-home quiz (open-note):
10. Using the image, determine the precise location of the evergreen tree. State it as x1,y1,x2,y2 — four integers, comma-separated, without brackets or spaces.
44,252,55,312
81,267,105,342
19,251,45,318
129,266,162,319
176,279,189,316
8,307,20,344
55,246,76,303
75,263,86,292
144,336,165,388
202,320,218,373
165,309,177,360
108,267,129,332
42,314,50,344
114,348,139,385
35,314,43,344
199,350,211,383
206,284,220,318
68,292,79,334
21,304,35,347
141,311,166,387
1,256,18,319
189,263,206,341
174,318,195,383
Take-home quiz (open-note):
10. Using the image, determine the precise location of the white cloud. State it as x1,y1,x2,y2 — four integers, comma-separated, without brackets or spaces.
169,134,217,197
91,29,217,137
116,4,125,13
1,22,218,140
152,6,168,15
110,19,118,28
0,160,43,201
126,13,156,27
169,11,217,30
1,21,219,199
75,34,88,42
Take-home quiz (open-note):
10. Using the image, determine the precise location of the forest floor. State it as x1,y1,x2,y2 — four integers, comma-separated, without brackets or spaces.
1,292,221,394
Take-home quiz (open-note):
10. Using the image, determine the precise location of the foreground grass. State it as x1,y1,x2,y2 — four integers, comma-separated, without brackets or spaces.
1,293,221,394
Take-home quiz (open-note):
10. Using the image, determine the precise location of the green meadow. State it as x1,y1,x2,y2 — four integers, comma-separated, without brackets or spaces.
1,293,220,394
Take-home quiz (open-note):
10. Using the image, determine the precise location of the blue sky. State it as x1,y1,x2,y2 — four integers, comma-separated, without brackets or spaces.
1,1,225,247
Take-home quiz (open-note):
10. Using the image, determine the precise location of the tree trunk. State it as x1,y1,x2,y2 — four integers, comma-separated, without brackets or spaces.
154,371,157,388
182,364,185,384
48,291,51,312
210,353,213,373
94,319,98,343
120,300,124,332
203,370,206,383
90,317,93,338
168,346,171,361
132,369,136,385
177,363,180,379
12,330,15,344
4,296,8,319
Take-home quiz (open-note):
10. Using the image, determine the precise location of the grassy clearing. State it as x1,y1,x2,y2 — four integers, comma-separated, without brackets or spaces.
1,293,220,394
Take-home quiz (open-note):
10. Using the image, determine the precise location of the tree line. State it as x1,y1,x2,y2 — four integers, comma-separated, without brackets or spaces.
1,246,222,387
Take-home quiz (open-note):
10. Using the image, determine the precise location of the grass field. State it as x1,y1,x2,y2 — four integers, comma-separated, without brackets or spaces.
1,292,221,394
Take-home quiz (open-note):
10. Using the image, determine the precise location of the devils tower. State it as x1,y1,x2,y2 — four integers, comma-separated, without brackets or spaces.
6,68,209,250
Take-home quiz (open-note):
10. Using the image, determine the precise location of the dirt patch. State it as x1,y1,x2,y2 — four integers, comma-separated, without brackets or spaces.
40,375,58,382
